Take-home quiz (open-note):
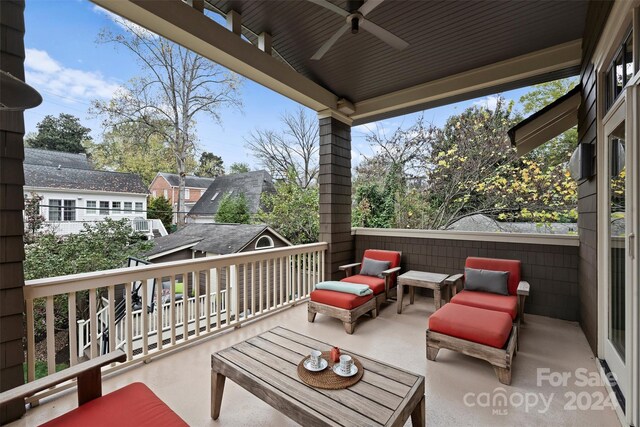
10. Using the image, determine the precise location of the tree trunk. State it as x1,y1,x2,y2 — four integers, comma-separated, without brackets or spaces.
176,158,186,228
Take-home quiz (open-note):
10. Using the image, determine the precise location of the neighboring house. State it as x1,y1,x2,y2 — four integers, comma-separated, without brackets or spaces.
23,148,165,237
187,170,275,223
447,214,579,234
145,223,290,262
149,172,215,215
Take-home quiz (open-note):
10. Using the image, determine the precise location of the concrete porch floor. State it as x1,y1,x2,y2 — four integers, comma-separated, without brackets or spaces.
10,297,619,427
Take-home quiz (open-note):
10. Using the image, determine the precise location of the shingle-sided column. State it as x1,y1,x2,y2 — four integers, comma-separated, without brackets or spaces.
0,0,28,422
319,116,354,280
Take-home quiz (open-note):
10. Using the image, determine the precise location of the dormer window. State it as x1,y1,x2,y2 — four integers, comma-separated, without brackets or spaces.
255,235,274,250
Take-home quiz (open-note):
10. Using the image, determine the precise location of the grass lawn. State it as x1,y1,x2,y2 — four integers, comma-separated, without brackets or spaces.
23,361,69,382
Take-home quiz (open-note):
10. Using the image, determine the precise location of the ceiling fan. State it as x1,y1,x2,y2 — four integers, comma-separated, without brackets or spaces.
309,0,409,60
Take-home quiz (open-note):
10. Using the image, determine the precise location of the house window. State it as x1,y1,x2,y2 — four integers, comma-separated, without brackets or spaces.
211,192,220,201
152,190,157,198
99,201,110,215
135,202,143,213
63,200,76,221
124,202,133,213
185,188,190,199
112,201,121,214
48,199,62,221
606,28,635,111
255,235,275,250
86,200,97,215
163,189,168,199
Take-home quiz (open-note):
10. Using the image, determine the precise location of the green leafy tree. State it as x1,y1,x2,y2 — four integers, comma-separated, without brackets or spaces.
215,193,250,224
258,170,319,244
24,219,153,342
229,162,250,174
196,152,225,178
85,120,187,186
519,78,578,168
25,113,92,153
147,196,173,230
24,192,45,244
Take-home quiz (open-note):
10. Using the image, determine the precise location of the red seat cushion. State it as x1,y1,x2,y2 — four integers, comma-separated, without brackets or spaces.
341,275,387,294
310,289,374,310
451,290,518,320
41,382,187,427
429,303,513,348
465,257,521,296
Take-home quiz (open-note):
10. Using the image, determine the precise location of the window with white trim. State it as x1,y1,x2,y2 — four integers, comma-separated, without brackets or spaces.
63,200,76,221
163,189,168,199
185,188,190,199
124,202,133,213
48,199,62,221
255,235,275,250
135,202,143,213
86,200,97,215
112,201,121,214
99,201,109,215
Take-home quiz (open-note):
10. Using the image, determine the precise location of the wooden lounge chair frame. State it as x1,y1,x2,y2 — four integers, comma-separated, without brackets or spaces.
308,297,377,334
0,350,126,411
426,325,517,385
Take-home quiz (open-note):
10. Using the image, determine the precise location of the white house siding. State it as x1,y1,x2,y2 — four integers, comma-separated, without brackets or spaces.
25,187,148,233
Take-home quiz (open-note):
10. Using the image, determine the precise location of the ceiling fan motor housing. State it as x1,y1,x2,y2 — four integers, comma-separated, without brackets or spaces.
347,13,363,34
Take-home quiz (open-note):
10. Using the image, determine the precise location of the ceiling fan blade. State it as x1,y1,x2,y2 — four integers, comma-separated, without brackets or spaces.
311,23,350,60
358,0,385,16
360,19,409,50
307,0,349,17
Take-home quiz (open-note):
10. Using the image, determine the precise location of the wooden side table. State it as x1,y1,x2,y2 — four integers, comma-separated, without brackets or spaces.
397,271,451,313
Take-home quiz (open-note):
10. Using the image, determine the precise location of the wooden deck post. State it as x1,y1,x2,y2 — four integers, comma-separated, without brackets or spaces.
318,114,353,280
0,0,29,422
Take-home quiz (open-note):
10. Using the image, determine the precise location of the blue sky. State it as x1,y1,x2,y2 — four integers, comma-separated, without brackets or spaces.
23,0,533,170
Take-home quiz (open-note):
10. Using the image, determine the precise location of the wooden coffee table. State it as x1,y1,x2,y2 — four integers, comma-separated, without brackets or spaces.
397,271,451,313
211,326,425,426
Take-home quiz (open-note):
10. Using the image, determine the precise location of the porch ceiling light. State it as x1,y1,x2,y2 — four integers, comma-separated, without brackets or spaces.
508,85,581,156
0,70,42,111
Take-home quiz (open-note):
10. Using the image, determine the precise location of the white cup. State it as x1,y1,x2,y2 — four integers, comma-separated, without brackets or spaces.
339,354,353,374
309,350,322,368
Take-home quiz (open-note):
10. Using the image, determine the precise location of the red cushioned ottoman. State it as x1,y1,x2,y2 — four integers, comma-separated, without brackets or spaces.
41,382,187,427
308,289,376,334
426,303,517,385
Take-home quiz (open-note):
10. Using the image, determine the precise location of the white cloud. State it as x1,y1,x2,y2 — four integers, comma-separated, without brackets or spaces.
473,95,500,111
25,48,121,103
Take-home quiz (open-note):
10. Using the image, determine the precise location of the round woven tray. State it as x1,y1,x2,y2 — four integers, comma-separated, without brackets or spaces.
297,351,364,390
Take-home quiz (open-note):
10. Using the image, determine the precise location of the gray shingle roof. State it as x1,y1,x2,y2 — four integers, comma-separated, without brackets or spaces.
24,164,149,194
145,223,276,257
24,147,92,170
158,172,216,189
189,170,275,216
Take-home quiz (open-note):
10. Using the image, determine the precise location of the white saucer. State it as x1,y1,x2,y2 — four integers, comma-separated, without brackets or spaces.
333,364,358,377
303,358,328,372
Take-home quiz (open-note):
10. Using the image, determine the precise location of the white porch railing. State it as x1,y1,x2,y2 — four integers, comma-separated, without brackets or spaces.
76,290,227,358
46,218,166,237
24,242,326,391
